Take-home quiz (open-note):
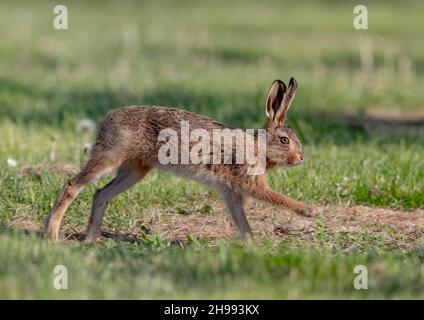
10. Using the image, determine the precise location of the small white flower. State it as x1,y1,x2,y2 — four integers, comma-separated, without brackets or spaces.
82,142,92,152
77,142,92,154
76,119,96,134
7,158,18,167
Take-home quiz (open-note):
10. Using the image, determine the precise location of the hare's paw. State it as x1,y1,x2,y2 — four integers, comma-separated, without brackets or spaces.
84,232,104,244
295,204,322,218
44,219,60,241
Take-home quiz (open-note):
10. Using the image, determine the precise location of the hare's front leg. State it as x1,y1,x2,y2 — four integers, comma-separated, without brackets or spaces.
242,176,313,216
218,185,253,243
259,187,313,216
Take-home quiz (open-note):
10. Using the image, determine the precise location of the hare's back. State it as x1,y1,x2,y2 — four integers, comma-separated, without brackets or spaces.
107,105,228,132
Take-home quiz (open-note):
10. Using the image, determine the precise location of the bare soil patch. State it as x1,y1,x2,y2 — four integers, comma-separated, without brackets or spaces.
137,203,424,249
4,203,423,250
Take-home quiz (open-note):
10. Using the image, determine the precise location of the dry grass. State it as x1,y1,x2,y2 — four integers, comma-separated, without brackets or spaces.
19,161,80,177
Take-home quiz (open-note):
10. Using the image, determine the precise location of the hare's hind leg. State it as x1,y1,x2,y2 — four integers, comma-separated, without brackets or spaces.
219,185,253,243
85,164,151,242
44,155,121,241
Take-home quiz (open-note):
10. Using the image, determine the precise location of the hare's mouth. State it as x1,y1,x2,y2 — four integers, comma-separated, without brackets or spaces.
286,153,303,167
285,161,301,167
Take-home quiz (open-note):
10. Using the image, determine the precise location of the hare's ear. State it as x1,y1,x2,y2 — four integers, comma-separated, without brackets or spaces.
274,77,297,125
265,80,286,127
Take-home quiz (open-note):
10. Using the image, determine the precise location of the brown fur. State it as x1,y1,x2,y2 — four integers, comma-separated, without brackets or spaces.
44,78,313,242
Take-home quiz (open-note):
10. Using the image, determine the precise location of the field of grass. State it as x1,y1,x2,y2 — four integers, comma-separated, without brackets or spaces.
0,0,423,299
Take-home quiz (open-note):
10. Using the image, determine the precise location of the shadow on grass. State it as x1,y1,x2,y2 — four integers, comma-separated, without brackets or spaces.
1,77,423,145
0,224,202,248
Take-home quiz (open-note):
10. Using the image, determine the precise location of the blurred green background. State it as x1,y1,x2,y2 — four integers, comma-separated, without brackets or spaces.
0,0,423,299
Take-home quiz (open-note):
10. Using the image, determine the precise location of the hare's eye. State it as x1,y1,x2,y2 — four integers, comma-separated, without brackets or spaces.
280,136,290,144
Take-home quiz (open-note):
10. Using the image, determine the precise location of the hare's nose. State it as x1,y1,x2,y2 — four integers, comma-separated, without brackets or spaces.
299,152,304,161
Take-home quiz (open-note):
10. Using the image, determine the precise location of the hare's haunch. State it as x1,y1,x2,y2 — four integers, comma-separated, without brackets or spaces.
44,78,313,242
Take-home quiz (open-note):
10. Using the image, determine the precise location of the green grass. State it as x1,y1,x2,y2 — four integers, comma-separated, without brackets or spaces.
0,0,423,299
2,230,424,299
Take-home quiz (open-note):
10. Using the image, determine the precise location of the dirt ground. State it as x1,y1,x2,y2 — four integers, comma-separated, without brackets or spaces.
137,202,424,249
6,201,423,251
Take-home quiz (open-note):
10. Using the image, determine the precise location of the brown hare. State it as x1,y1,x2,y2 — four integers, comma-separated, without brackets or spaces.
44,77,313,242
